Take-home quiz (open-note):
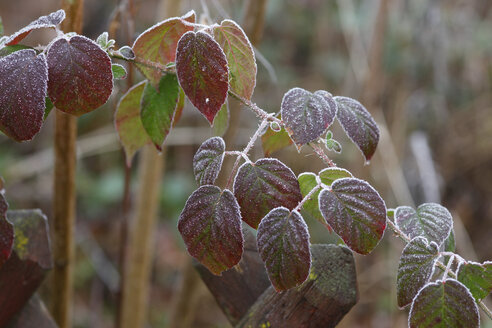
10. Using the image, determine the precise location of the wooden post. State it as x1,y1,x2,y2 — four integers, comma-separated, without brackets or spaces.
51,1,83,327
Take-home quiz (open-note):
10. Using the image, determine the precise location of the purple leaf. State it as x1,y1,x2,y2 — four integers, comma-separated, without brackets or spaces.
334,96,379,161
257,207,311,291
457,261,492,301
397,237,439,308
132,12,195,85
0,49,47,141
395,203,453,247
140,74,180,150
4,10,65,46
47,35,113,116
114,81,151,167
319,178,386,254
281,88,337,146
409,279,479,328
0,209,52,327
176,31,229,124
213,19,257,100
178,186,243,275
0,193,13,269
193,137,225,186
233,158,303,229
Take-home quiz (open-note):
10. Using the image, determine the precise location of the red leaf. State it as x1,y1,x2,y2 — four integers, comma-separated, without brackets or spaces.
47,35,113,116
132,12,195,85
257,207,311,291
176,31,229,124
4,10,65,46
0,49,48,141
178,186,243,275
233,158,303,229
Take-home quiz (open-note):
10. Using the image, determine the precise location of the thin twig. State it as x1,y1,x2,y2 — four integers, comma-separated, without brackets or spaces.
310,143,336,167
293,184,321,213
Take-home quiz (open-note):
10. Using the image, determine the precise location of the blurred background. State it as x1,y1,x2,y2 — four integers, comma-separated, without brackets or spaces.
1,0,491,327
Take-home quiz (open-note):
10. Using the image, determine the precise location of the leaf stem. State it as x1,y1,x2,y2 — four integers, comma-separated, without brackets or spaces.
225,150,250,162
225,118,268,190
386,217,411,243
293,184,321,213
310,143,336,167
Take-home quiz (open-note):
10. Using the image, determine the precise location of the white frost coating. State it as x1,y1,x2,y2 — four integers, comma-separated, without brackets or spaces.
395,203,453,247
334,96,379,162
193,136,225,186
456,260,492,301
213,19,257,100
4,10,65,46
408,279,480,328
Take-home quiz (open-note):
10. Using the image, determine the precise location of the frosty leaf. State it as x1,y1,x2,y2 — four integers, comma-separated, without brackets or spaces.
140,74,179,150
409,279,479,328
112,64,127,79
213,19,256,100
326,138,342,153
178,185,243,275
213,101,229,137
457,261,492,301
318,167,353,186
114,81,151,167
261,122,293,156
334,96,379,161
96,32,115,51
4,10,65,46
0,17,3,37
132,12,195,85
47,35,113,116
44,97,54,120
0,49,48,141
257,207,311,291
0,193,13,269
119,46,135,60
176,31,229,124
442,228,455,253
281,88,337,146
397,237,439,308
319,178,386,254
193,136,225,186
395,203,453,246
233,158,303,229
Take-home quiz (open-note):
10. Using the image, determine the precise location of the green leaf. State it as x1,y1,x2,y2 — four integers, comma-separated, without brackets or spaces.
397,237,439,308
318,167,352,186
213,102,229,137
261,121,293,156
334,96,379,162
0,17,3,37
213,19,257,100
43,97,54,120
47,35,113,116
178,185,243,275
3,10,65,46
319,178,386,254
172,87,185,128
0,193,13,269
96,32,115,51
132,12,195,85
141,74,180,150
457,261,492,301
114,81,151,166
257,207,311,291
325,138,342,153
233,158,303,229
112,64,127,79
193,137,225,186
395,203,453,246
281,88,337,146
176,31,229,124
0,44,34,57
0,49,48,141
409,279,479,328
118,46,135,60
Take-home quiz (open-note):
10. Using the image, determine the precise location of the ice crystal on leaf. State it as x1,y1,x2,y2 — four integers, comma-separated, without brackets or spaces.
457,261,492,302
193,137,225,186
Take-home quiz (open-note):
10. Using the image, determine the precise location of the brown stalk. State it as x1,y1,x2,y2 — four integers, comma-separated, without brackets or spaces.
50,1,84,327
